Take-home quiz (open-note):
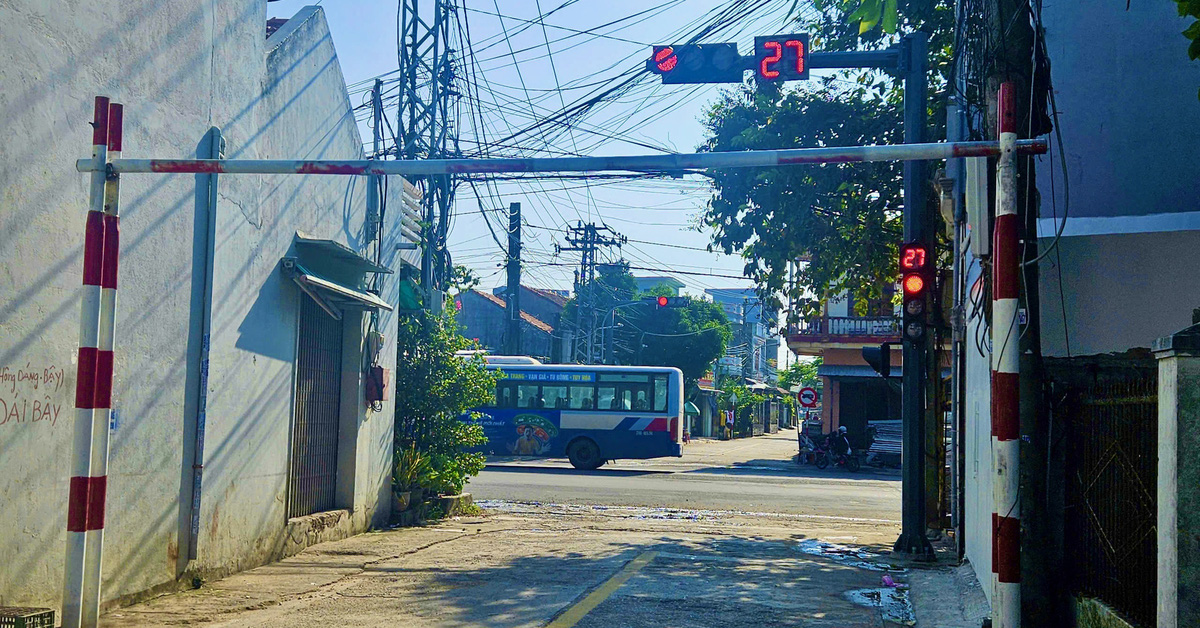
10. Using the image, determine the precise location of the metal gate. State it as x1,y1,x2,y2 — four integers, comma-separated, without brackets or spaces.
1059,365,1157,627
288,294,343,519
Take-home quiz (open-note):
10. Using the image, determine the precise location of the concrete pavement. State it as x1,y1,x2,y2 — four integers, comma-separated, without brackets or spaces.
101,428,985,627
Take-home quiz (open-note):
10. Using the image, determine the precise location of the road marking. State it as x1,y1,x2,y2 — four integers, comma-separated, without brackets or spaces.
545,551,657,628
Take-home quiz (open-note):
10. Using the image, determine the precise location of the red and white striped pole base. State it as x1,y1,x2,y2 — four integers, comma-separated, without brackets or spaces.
63,97,122,628
991,82,1021,628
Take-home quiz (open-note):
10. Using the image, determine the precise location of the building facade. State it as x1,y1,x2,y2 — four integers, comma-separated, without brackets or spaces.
0,3,415,610
456,289,555,361
786,290,901,437
705,288,780,383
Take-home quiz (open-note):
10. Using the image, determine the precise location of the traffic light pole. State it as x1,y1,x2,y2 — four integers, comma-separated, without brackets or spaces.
895,32,936,560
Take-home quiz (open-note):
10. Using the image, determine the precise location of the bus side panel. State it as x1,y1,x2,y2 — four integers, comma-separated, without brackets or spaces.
559,413,683,460
471,409,563,457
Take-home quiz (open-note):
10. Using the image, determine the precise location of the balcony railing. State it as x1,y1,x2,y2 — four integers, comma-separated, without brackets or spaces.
788,316,900,341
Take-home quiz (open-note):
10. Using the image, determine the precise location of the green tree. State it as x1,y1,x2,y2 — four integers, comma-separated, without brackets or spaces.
700,1,953,321
394,309,497,496
621,284,732,383
1174,0,1200,98
779,357,823,390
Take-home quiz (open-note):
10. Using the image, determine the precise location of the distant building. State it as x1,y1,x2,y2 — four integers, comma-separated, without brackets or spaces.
457,289,555,361
705,288,779,383
634,276,685,295
493,285,568,331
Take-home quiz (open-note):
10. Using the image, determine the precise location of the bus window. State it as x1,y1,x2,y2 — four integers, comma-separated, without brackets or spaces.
653,375,668,412
568,383,595,409
495,382,516,408
542,385,569,409
597,385,616,410
516,384,540,408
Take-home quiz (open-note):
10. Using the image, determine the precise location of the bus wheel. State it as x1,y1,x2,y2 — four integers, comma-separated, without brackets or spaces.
567,438,603,470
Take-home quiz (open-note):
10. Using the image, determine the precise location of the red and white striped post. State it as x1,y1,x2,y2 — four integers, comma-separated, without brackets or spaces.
63,96,109,628
81,101,122,627
991,82,1021,628
63,97,122,628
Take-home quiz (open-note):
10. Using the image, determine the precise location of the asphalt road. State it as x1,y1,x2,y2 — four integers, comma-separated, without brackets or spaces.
469,464,902,522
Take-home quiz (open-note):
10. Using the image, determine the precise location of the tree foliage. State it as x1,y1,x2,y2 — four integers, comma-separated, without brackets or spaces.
563,262,731,382
778,357,823,390
702,86,905,319
625,284,732,383
1174,0,1200,98
701,1,953,322
394,309,496,496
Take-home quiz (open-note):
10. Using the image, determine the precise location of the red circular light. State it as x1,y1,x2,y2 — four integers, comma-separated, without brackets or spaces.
657,296,669,306
655,47,678,72
903,274,925,295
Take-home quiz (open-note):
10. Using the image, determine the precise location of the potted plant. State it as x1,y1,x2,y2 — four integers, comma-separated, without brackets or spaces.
392,445,430,512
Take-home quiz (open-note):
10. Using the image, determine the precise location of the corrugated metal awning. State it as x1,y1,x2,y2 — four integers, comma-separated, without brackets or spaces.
283,258,392,320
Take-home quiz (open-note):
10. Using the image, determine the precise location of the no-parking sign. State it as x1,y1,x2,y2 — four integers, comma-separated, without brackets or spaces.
798,387,818,408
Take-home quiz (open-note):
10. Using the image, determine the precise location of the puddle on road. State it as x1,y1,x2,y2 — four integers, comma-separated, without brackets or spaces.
794,539,906,572
844,587,916,625
474,499,897,526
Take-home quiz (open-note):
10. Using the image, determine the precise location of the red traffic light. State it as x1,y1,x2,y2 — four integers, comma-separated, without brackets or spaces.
657,296,669,307
903,274,925,295
900,244,928,271
653,46,678,73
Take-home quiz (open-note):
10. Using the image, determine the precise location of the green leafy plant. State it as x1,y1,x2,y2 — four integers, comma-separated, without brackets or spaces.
1174,0,1200,98
393,445,431,492
394,308,497,497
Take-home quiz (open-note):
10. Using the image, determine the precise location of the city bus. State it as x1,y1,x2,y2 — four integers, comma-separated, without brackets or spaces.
467,363,685,469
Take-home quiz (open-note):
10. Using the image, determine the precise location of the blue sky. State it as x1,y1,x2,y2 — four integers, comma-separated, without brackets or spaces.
267,0,812,369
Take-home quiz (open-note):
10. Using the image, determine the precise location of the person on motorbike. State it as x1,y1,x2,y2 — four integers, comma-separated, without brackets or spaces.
831,426,852,457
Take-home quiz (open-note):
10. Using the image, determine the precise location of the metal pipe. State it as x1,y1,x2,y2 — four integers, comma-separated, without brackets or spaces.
188,127,222,561
77,139,1047,177
992,82,1022,628
80,101,123,628
63,95,109,628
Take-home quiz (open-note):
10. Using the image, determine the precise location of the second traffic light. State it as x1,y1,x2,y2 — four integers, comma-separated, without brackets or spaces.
900,242,931,341
646,295,689,308
647,43,743,84
862,342,893,378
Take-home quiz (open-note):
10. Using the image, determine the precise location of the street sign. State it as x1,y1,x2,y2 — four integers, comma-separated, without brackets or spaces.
798,387,817,408
754,34,810,81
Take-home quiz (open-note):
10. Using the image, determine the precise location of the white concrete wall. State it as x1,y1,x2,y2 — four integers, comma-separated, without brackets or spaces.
0,2,410,609
1034,0,1200,357
962,261,993,603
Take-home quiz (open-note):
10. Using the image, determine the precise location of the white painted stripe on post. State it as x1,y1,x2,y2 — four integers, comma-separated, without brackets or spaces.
77,286,102,348
993,439,1020,517
995,582,1021,628
992,297,1020,374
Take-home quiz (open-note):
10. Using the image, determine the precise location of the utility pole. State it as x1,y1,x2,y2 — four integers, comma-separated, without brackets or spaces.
396,0,460,301
557,223,625,363
741,298,754,379
505,202,522,356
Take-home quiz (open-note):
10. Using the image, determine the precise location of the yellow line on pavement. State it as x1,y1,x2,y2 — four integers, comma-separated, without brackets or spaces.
545,551,658,628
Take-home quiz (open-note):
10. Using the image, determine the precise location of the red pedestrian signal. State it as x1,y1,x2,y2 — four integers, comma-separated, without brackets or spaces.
755,34,810,82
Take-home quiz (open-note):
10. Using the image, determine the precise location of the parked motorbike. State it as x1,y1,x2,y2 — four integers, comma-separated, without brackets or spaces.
816,449,861,472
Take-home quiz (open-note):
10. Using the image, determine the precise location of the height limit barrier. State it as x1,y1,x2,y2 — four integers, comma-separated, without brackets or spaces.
66,93,1045,627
